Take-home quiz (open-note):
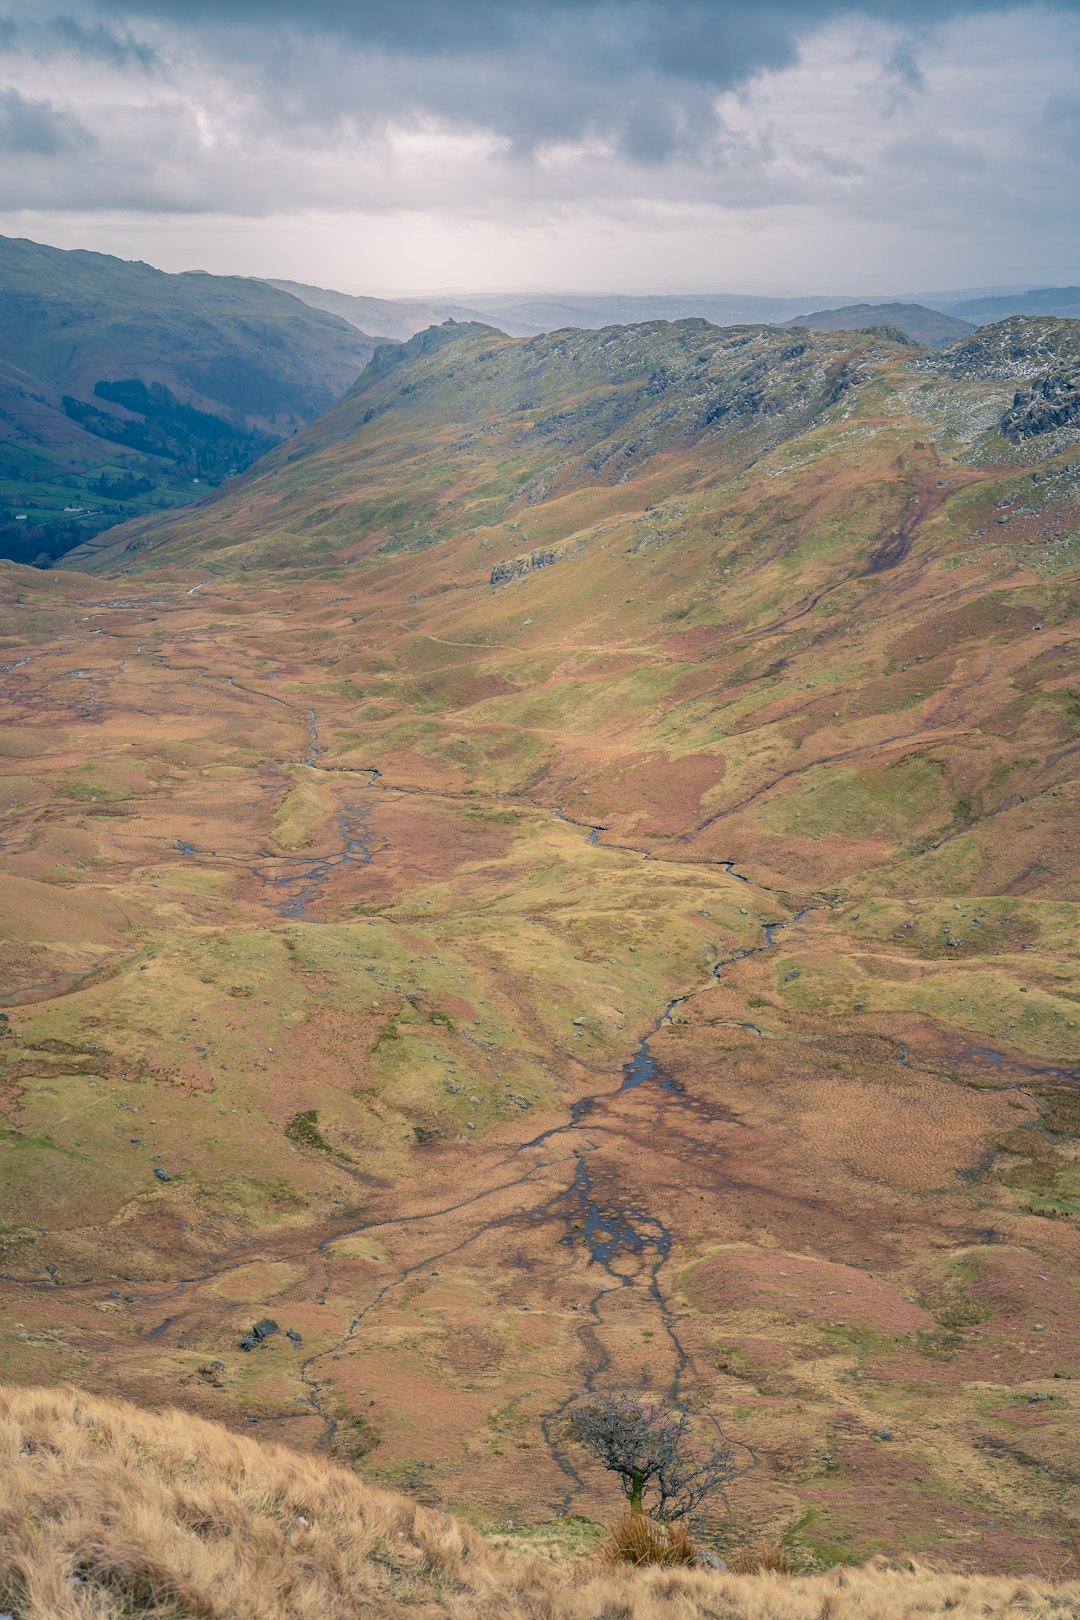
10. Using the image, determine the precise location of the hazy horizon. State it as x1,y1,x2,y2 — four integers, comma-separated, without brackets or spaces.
0,232,1065,309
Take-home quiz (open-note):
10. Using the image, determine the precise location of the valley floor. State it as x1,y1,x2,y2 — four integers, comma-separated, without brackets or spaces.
1,554,1078,1573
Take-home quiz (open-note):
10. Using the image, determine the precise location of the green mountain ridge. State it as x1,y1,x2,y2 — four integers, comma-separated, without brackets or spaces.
0,234,382,565
64,315,909,571
65,312,1080,580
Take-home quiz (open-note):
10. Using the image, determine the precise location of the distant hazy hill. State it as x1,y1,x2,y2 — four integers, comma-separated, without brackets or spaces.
783,301,973,347
265,277,519,339
0,235,381,564
947,286,1080,324
267,279,1080,345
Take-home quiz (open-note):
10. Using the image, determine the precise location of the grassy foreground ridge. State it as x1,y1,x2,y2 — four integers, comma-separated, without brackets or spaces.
2,1383,1078,1619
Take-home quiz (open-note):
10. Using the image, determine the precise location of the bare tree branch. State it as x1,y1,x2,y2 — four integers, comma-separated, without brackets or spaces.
566,1390,734,1523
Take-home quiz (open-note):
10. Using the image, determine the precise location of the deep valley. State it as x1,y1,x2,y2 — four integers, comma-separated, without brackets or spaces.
1,310,1078,1574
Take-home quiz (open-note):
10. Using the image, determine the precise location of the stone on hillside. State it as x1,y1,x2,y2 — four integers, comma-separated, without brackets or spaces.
698,1550,728,1570
491,546,563,585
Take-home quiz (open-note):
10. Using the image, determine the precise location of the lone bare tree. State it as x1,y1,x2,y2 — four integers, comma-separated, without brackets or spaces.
567,1391,735,1522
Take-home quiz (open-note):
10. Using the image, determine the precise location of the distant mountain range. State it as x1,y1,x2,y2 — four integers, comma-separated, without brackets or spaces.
269,280,1080,339
0,236,380,564
269,284,885,337
944,286,1080,323
264,279,515,341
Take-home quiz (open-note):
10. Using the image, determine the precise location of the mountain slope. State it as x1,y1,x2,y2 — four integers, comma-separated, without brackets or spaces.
68,316,908,571
0,235,382,563
783,301,974,346
3,312,1079,1572
0,235,378,430
0,357,203,565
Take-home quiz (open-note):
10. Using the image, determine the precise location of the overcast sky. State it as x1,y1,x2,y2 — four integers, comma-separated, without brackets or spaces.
0,0,1077,295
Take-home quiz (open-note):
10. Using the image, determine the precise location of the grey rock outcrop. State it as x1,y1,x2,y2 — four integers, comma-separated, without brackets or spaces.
1001,364,1080,442
490,546,563,585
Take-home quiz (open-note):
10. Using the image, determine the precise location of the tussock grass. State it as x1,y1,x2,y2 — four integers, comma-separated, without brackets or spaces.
603,1512,699,1568
2,1384,1078,1619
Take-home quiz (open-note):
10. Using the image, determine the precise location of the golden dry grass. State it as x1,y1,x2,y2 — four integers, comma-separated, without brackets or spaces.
2,1384,1078,1620
604,1512,699,1568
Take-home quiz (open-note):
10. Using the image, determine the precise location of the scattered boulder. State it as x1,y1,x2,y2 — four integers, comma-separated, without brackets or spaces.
239,1318,279,1351
698,1550,728,1570
153,1167,171,1182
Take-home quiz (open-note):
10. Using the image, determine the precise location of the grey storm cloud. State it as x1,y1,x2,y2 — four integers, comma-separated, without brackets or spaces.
48,16,158,69
0,86,92,153
71,1,1042,84
81,0,1044,64
71,0,1065,156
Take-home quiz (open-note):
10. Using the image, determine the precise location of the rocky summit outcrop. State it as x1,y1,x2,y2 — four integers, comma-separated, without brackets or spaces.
915,314,1080,383
1001,362,1080,441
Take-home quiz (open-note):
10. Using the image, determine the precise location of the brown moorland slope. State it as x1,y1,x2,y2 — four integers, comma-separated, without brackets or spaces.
3,1383,1079,1620
1,316,1078,1571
